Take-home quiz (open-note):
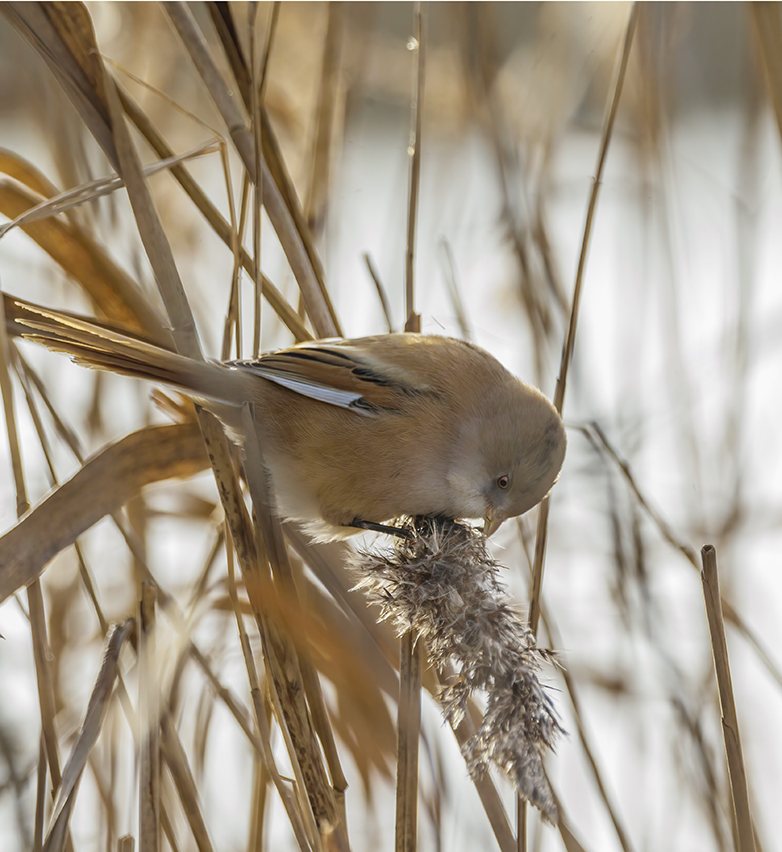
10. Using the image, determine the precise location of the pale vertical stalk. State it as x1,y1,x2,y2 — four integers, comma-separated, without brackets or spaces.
222,176,251,360
117,87,310,343
250,2,279,357
700,546,756,852
516,799,527,852
404,3,425,333
139,581,159,852
34,734,46,852
395,631,421,852
397,6,425,848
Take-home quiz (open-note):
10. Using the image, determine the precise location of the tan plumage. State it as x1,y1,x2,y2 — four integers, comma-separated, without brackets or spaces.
20,305,566,540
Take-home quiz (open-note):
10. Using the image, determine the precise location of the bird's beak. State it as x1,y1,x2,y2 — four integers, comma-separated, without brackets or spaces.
483,510,505,538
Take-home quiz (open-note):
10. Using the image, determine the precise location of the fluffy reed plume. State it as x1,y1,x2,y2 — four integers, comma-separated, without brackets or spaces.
352,517,562,822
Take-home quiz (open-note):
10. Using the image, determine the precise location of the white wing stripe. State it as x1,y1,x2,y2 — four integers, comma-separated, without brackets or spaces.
251,368,364,409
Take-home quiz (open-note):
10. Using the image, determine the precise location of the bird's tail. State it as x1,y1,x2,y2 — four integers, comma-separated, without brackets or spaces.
17,303,243,406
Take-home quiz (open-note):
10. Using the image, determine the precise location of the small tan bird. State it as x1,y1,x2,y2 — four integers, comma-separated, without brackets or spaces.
20,307,566,540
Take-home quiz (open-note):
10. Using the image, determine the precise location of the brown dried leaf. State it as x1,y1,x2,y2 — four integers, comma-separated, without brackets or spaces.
0,423,208,603
0,180,168,339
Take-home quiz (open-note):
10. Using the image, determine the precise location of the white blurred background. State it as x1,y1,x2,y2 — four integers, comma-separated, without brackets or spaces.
0,3,780,851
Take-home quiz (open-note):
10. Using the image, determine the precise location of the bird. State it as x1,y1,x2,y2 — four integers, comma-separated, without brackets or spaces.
18,305,566,541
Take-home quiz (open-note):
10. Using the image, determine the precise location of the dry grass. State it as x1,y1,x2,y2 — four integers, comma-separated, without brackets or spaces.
0,3,779,851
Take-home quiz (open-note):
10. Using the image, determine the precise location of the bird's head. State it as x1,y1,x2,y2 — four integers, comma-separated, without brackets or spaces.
446,379,566,536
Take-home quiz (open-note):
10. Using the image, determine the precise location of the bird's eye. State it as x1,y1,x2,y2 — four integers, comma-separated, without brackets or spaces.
497,475,510,490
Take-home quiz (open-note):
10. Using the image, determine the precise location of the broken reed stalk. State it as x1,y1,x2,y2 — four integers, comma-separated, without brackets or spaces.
700,545,756,852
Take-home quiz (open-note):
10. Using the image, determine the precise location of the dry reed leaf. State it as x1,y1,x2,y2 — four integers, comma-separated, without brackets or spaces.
118,89,312,343
42,619,134,852
241,401,348,802
44,1,107,108
363,253,394,332
1,3,117,167
0,140,220,239
0,148,62,199
103,71,200,357
286,527,400,665
100,64,302,829
206,2,341,336
0,180,168,338
0,278,68,845
258,107,341,337
0,422,207,603
101,69,302,835
557,816,590,852
163,3,339,339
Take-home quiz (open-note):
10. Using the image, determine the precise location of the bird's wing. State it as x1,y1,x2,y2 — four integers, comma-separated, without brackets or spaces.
231,339,432,415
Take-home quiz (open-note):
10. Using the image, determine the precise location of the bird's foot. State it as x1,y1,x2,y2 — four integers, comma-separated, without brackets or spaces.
349,519,415,540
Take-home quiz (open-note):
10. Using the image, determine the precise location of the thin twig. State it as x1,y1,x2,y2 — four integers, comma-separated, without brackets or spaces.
439,238,471,341
364,253,394,332
529,1,639,636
